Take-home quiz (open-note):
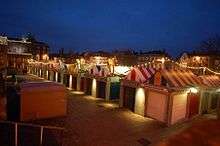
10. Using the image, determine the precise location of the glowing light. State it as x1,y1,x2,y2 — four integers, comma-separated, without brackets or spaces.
195,56,200,62
187,87,198,93
42,54,49,60
216,89,220,92
39,69,42,77
55,72,58,82
69,75,72,89
91,78,97,98
114,66,131,75
46,70,48,78
156,57,166,64
98,102,118,109
134,88,145,116
71,91,84,95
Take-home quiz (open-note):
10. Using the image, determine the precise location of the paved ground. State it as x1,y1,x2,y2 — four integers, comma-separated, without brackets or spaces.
23,75,216,146
32,91,166,146
31,90,214,146
156,119,220,146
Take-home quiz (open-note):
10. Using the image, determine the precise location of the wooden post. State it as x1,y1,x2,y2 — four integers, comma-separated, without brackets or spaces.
40,126,43,146
119,83,124,107
105,78,111,101
15,123,18,146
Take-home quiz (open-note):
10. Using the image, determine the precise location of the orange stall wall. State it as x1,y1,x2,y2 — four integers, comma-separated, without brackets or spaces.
20,82,67,121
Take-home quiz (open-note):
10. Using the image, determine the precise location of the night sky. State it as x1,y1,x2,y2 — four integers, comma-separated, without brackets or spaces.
0,0,220,56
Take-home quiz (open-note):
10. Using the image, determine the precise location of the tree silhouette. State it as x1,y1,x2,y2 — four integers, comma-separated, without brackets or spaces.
197,34,220,53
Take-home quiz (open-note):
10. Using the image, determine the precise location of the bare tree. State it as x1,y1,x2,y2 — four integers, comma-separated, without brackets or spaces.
197,34,220,53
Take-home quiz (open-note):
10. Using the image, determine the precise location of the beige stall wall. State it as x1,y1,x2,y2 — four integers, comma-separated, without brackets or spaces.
171,93,187,124
134,88,145,116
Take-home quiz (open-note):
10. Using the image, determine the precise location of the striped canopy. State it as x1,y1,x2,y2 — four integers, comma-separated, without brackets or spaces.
90,65,110,77
125,67,155,83
161,69,203,88
199,75,220,88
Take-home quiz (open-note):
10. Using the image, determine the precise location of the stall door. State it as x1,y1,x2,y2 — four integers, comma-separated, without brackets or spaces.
47,71,50,80
85,78,92,95
123,86,136,111
53,71,56,81
210,93,219,110
171,93,187,124
110,82,120,99
97,81,106,99
80,77,85,91
201,92,209,114
65,74,70,87
187,93,200,118
146,91,167,122
58,73,61,82
72,76,77,90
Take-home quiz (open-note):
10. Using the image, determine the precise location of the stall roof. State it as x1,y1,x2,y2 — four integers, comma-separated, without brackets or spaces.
124,67,155,83
161,69,203,88
199,75,220,88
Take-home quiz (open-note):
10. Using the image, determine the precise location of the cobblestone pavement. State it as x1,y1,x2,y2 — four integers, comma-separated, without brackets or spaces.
32,91,214,146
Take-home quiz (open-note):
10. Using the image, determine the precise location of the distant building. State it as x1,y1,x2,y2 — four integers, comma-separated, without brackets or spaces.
178,52,220,71
113,50,137,66
137,50,171,69
0,36,49,74
0,36,8,71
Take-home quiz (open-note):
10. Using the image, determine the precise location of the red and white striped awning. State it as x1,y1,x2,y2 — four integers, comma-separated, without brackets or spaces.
90,65,110,77
161,69,202,88
125,67,155,83
199,75,220,88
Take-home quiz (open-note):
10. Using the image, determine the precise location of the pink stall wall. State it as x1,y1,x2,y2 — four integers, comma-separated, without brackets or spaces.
146,91,168,122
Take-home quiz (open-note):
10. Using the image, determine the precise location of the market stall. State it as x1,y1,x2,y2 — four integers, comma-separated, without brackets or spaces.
6,82,67,121
199,75,220,114
84,65,121,100
120,67,206,125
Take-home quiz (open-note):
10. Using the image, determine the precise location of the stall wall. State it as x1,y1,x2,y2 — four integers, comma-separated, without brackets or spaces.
110,82,120,99
91,78,96,98
134,88,145,116
80,77,85,91
146,91,167,122
20,83,67,121
171,93,187,124
200,91,220,114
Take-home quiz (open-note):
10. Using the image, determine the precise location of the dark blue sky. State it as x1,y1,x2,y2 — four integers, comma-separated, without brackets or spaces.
0,0,220,56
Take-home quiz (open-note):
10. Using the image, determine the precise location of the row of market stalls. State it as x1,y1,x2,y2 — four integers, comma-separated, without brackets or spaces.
120,67,220,125
28,58,220,126
28,59,130,101
28,59,85,91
